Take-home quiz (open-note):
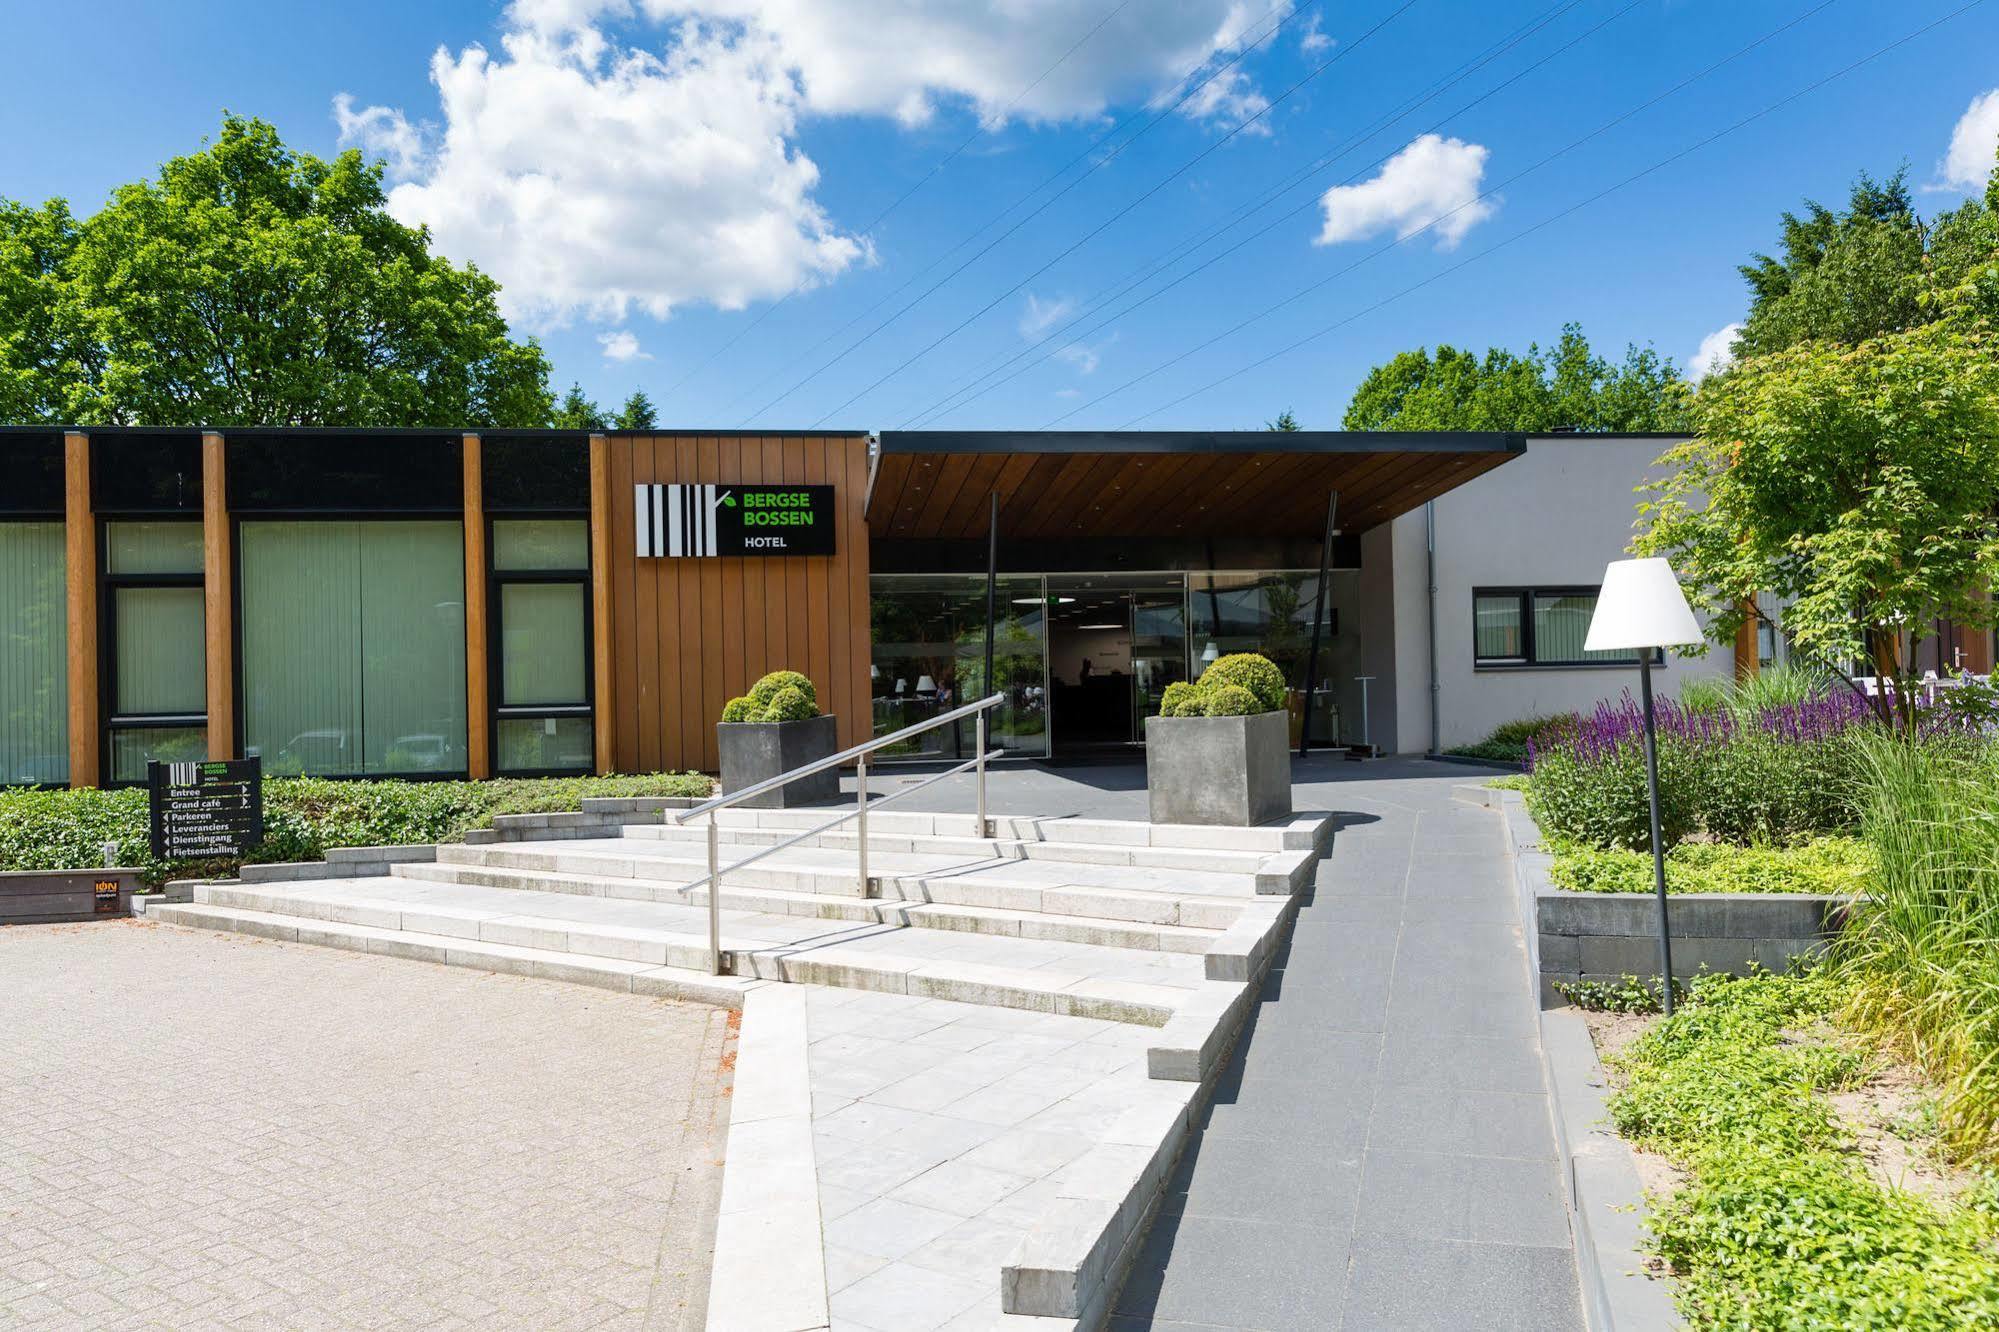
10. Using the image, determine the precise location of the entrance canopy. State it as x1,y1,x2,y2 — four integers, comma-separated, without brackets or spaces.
868,431,1526,541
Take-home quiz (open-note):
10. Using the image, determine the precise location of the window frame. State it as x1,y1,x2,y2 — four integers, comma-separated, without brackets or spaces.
487,514,594,777
99,520,208,787
1471,585,1662,670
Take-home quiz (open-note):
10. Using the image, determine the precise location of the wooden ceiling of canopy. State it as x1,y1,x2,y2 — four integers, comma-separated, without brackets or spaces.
868,431,1528,541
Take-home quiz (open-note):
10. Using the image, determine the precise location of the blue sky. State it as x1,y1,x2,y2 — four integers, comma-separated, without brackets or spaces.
4,0,1995,431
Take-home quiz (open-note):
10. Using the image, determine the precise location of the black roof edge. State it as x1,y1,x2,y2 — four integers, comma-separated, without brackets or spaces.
877,430,1529,456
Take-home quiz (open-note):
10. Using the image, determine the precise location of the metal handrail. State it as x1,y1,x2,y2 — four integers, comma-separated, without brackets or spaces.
679,691,1007,975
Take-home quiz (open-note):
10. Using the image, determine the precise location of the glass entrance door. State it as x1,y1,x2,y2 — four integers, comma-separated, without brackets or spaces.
1043,574,1188,753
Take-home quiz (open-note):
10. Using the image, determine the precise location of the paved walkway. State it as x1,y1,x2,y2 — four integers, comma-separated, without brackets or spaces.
0,921,734,1332
892,756,1585,1331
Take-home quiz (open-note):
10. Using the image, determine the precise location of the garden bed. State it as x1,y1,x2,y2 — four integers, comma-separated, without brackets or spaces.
0,773,714,886
1578,970,1999,1329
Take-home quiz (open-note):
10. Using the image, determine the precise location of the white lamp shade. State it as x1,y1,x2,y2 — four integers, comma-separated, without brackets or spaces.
1584,558,1703,652
1200,641,1220,664
916,675,937,693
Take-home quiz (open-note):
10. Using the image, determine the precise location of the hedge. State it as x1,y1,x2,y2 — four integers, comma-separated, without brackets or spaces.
0,772,714,886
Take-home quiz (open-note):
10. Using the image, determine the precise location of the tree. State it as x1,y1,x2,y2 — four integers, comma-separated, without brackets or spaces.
552,382,607,430
0,115,554,426
1637,150,1999,724
1341,324,1691,432
1266,409,1301,431
614,389,658,430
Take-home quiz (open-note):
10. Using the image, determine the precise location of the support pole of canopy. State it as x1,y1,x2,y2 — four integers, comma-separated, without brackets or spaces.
983,493,998,752
1300,490,1339,758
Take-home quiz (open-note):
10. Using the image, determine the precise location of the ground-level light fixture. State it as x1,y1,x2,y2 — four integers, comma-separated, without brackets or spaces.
1584,558,1703,1017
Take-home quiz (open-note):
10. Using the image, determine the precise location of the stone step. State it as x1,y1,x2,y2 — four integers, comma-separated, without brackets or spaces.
430,838,1291,903
639,819,1279,875
391,860,1224,952
704,806,1329,855
159,880,1200,1024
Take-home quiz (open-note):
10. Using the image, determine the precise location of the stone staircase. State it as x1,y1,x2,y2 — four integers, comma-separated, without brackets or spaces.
150,807,1326,1026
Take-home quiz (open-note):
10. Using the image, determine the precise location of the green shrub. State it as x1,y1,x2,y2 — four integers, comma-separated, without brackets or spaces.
1159,681,1199,717
1446,713,1577,764
1196,684,1257,717
758,685,818,723
748,670,817,711
1194,654,1286,713
0,772,714,886
1549,837,1872,895
720,696,754,723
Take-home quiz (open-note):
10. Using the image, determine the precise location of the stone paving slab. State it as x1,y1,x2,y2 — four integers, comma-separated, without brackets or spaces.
0,919,733,1332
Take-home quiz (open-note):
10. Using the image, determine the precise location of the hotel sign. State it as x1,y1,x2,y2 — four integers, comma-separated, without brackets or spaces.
634,483,835,558
148,758,264,860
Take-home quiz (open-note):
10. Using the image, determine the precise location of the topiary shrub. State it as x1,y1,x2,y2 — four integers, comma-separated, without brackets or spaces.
757,685,818,724
1201,684,1260,717
1159,681,1200,717
748,670,817,712
720,696,755,723
1193,653,1286,714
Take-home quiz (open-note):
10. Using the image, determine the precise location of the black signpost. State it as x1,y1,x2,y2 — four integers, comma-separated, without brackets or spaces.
148,758,264,860
634,483,837,558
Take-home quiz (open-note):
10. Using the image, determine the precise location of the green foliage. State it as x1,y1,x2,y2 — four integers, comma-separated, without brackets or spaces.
1158,681,1200,717
1195,654,1286,713
1445,713,1575,764
748,670,817,710
0,773,713,886
1200,684,1260,717
1549,837,1871,896
1553,973,1684,1014
719,696,754,724
552,382,608,430
758,685,817,724
614,389,658,430
1680,664,1827,720
1737,170,1929,356
1341,323,1692,432
0,115,554,427
1608,970,1999,1329
1265,409,1301,431
1837,733,1999,1158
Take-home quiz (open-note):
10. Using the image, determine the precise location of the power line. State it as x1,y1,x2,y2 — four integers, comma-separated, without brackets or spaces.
657,0,1138,404
804,0,1422,428
1043,0,1844,429
733,0,1320,425
895,0,1614,429
1113,0,1984,428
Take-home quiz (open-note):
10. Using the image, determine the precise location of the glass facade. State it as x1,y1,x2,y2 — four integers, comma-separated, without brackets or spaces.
492,519,591,775
870,569,1359,757
869,576,1049,759
240,521,467,776
104,522,207,783
0,524,68,784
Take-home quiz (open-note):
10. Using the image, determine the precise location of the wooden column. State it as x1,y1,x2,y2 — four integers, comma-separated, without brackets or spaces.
201,433,236,759
63,431,99,788
589,433,615,775
1734,600,1760,681
462,434,491,779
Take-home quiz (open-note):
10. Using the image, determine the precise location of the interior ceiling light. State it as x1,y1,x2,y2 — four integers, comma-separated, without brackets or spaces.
1077,622,1123,630
1011,595,1075,605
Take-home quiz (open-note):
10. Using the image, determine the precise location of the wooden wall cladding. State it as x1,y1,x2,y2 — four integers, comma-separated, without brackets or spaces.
603,434,872,774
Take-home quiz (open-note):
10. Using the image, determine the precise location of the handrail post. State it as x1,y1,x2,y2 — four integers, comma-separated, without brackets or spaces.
975,711,989,838
707,814,722,976
855,755,870,897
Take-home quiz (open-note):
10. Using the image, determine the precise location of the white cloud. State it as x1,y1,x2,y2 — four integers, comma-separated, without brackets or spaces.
1299,14,1332,53
515,0,1288,127
337,19,865,328
1941,89,1999,192
332,94,425,176
1687,323,1742,382
1316,134,1495,250
1018,293,1076,342
1054,341,1103,374
598,329,650,361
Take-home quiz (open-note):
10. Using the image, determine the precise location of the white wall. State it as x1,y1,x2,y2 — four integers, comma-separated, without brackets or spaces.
1381,435,1734,754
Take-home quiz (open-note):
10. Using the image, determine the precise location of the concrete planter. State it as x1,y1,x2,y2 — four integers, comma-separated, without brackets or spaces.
718,714,840,808
2,867,142,923
1143,710,1292,826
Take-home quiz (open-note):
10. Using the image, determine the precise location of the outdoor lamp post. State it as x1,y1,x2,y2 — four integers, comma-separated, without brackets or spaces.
1584,558,1703,1016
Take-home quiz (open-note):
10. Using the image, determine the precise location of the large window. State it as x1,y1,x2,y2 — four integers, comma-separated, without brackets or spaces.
1,524,68,785
491,520,592,775
869,575,1049,759
1189,571,1352,745
104,522,208,783
1473,586,1655,667
240,521,467,776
